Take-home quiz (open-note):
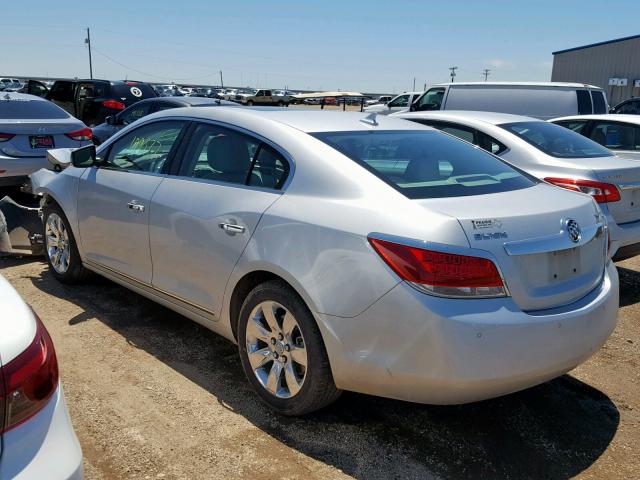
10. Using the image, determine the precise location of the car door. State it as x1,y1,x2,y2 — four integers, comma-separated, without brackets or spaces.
148,121,289,317
77,120,187,283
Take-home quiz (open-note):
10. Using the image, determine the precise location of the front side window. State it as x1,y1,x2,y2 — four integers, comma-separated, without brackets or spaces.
106,121,184,173
589,121,640,151
501,121,613,158
414,88,445,111
388,94,410,108
312,130,536,199
616,100,640,115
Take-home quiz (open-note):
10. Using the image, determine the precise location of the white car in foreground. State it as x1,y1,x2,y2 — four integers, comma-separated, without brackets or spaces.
395,110,640,261
0,275,82,479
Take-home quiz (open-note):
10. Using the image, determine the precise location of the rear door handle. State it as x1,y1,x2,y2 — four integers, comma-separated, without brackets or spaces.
127,201,145,212
219,223,245,234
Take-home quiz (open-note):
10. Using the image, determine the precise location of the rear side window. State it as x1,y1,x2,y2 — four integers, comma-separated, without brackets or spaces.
577,90,592,115
589,121,640,151
312,130,536,199
501,121,613,158
111,83,157,102
248,145,289,189
0,98,69,119
592,91,607,114
48,82,74,102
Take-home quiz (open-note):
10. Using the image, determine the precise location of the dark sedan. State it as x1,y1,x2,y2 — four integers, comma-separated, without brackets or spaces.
91,96,238,144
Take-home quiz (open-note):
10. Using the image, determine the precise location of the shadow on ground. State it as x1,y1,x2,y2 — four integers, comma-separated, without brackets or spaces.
29,269,619,480
617,266,640,308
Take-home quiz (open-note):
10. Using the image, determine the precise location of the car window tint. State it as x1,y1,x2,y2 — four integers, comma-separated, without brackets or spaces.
577,90,592,115
248,145,289,189
554,120,588,134
616,100,640,115
119,103,151,125
0,98,69,119
501,121,613,158
592,91,607,114
589,121,640,151
49,82,74,102
440,125,475,143
388,95,410,107
415,88,445,111
180,123,259,185
312,130,536,199
106,121,184,173
478,132,508,155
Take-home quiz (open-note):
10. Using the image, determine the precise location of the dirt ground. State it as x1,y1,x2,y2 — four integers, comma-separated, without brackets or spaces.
1,254,638,480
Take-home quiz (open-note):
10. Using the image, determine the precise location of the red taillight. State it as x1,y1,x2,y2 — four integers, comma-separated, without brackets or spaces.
65,127,93,141
102,99,126,110
368,237,506,298
0,133,15,142
0,311,58,433
545,177,621,204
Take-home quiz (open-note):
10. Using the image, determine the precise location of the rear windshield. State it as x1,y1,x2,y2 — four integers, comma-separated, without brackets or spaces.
501,121,613,158
312,130,536,199
0,98,69,119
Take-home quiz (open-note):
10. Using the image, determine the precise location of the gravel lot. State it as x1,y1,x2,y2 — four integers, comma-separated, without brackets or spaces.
1,255,638,480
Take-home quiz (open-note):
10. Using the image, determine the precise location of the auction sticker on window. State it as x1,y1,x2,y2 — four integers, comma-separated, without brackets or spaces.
130,87,143,97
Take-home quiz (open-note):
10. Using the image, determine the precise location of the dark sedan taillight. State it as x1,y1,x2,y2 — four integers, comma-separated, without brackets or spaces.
0,311,59,433
65,127,93,141
102,99,126,110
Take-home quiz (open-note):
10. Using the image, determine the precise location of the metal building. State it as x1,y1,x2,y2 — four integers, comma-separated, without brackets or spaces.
552,34,640,106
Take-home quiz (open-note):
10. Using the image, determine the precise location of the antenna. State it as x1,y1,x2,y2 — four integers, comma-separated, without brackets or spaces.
360,112,379,126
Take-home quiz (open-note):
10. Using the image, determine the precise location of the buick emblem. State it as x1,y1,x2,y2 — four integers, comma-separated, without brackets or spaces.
566,219,581,243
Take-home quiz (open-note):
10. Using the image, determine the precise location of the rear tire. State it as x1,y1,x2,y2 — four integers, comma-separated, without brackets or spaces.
42,203,91,284
238,280,341,415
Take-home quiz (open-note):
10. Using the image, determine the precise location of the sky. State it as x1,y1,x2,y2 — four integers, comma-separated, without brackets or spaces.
1,0,638,93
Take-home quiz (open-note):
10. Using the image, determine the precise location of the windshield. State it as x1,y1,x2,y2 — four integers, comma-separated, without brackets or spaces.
0,98,69,119
501,121,613,158
312,130,536,199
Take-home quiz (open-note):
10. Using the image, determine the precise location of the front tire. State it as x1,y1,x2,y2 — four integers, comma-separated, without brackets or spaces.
246,100,254,106
238,280,341,415
43,203,91,284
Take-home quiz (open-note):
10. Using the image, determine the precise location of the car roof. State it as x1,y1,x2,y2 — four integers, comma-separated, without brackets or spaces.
551,114,640,125
395,110,536,126
150,107,435,133
432,81,602,89
139,97,236,107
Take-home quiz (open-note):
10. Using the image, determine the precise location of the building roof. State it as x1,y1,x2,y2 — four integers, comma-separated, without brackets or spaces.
553,34,640,55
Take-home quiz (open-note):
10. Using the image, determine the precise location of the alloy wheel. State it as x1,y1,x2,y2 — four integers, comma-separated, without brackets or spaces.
45,213,70,274
245,300,308,398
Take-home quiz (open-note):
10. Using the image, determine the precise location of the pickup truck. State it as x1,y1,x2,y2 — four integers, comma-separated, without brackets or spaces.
45,79,157,126
234,89,288,106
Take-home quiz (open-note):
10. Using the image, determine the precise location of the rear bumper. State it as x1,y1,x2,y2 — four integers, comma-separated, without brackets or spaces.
0,384,83,480
316,261,618,405
606,212,640,260
0,155,49,185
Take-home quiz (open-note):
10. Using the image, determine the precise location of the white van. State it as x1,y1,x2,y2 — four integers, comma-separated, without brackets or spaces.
409,82,608,120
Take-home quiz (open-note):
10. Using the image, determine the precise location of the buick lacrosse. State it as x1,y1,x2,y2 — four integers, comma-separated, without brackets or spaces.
31,108,618,415
394,110,640,261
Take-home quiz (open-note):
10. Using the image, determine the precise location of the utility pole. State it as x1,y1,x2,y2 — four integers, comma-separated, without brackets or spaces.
449,66,457,83
85,27,93,79
482,68,491,81
413,77,416,91
219,70,224,88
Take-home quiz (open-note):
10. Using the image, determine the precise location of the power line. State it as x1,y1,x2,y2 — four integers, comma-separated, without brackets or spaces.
449,66,457,83
482,68,490,81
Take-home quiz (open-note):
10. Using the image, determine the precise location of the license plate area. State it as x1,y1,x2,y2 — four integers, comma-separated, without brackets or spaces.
549,247,581,282
29,135,54,149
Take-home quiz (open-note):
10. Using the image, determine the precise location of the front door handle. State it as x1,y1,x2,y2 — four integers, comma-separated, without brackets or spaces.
127,201,145,212
219,223,245,234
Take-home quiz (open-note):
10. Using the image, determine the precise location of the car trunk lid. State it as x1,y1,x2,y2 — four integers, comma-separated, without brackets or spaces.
416,183,607,311
0,120,86,157
592,161,640,225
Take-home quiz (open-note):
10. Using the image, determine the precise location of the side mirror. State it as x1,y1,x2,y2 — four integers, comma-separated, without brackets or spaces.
70,144,97,168
46,148,73,171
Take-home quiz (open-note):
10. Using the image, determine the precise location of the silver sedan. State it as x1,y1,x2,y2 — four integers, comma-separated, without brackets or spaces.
32,108,618,415
394,110,640,261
